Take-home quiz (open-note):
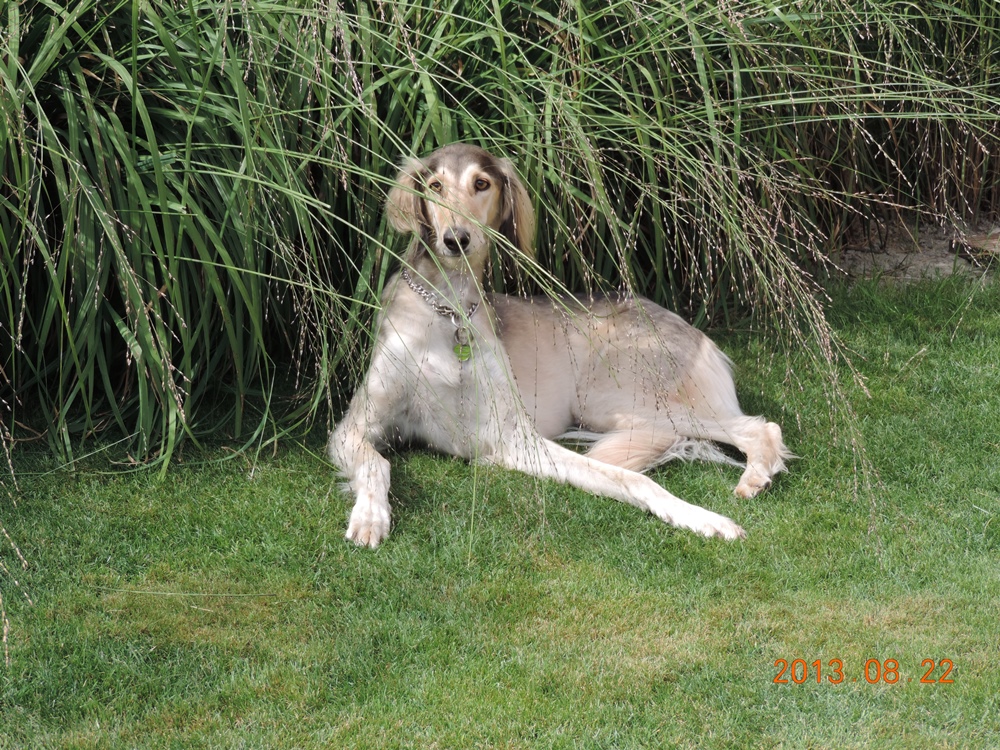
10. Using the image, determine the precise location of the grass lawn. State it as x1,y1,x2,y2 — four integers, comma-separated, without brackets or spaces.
2,277,998,749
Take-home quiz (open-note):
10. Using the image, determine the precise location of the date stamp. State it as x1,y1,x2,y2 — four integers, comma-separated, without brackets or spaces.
773,658,954,684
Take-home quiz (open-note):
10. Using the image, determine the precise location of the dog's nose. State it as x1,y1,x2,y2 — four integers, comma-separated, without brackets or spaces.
442,228,471,255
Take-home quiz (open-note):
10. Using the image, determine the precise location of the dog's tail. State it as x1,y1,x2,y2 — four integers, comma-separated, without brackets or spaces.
558,429,743,474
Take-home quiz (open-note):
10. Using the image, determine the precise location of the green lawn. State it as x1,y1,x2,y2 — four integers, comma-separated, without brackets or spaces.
2,277,999,749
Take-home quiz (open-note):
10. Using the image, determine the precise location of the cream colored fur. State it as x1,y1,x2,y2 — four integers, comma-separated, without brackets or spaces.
328,143,790,548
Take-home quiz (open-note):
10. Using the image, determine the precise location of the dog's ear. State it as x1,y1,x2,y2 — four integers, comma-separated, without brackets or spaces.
385,157,425,235
497,159,536,262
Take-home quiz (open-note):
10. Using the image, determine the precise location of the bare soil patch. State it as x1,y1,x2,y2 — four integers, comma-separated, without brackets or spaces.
838,216,999,281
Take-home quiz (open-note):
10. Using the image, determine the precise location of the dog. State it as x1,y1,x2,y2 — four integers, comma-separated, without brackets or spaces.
328,143,790,547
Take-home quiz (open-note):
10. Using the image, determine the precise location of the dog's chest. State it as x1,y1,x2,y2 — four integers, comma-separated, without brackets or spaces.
416,331,469,389
381,314,514,457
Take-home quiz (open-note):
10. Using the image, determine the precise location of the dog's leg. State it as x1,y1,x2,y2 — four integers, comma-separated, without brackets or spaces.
328,372,400,548
329,419,392,547
728,418,789,498
668,414,790,498
497,434,746,540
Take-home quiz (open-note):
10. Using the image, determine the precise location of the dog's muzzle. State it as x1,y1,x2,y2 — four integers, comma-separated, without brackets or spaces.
442,227,471,255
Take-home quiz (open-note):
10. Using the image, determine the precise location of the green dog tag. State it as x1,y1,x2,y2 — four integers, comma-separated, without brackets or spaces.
454,327,473,361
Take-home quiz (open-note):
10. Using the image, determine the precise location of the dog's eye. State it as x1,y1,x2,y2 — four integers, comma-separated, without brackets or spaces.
428,180,443,193
474,178,491,192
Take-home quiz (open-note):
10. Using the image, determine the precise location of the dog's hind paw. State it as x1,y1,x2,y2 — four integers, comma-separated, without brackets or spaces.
345,499,391,548
734,468,773,499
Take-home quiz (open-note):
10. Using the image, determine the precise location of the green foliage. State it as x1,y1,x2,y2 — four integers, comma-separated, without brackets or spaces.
1,0,998,465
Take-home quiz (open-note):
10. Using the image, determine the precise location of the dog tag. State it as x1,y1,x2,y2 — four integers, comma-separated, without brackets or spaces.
454,327,473,361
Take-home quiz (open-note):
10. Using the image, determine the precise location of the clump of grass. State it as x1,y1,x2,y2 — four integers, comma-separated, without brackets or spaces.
0,0,997,462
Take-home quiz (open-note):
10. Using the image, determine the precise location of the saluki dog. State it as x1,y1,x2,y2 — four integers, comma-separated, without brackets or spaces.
329,143,790,547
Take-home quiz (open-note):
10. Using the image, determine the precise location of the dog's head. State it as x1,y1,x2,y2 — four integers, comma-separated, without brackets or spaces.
386,143,536,272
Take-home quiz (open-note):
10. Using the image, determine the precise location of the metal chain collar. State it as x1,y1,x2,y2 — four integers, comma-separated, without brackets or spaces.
400,267,480,326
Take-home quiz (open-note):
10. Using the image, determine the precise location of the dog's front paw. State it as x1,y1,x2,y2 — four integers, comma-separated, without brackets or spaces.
345,498,391,548
690,510,746,541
